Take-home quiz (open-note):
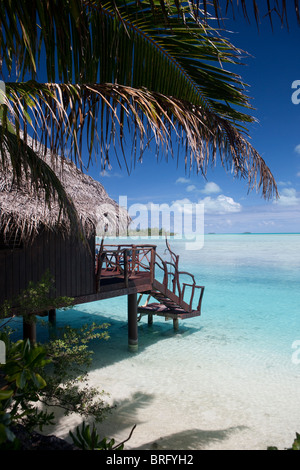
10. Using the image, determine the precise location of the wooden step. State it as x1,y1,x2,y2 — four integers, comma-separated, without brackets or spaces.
150,293,182,310
150,290,187,311
138,302,200,319
152,279,191,312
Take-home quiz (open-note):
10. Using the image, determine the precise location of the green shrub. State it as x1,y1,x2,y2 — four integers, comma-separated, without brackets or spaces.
268,433,300,450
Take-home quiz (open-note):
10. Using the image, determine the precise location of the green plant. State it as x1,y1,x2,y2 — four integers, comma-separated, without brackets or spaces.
0,273,112,448
0,322,114,449
40,322,112,421
0,339,54,447
268,433,300,451
16,269,74,317
70,422,136,450
0,270,74,331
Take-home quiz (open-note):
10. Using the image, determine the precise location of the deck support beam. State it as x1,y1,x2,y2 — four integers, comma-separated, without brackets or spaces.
128,293,138,352
23,315,36,344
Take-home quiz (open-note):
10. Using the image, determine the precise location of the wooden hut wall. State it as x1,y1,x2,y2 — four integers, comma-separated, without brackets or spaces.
0,230,95,307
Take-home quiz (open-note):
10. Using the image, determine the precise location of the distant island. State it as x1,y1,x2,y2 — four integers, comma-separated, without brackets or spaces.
119,227,177,237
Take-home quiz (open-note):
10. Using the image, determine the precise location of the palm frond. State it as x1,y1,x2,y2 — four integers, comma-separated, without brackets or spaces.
0,1,253,122
2,81,278,199
0,0,279,208
200,0,300,29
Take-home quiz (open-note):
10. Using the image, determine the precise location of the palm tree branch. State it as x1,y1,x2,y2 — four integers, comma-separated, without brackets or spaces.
2,81,278,200
0,0,254,127
200,0,300,29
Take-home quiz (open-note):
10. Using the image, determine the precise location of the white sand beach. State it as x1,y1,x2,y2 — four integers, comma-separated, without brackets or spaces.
46,311,300,451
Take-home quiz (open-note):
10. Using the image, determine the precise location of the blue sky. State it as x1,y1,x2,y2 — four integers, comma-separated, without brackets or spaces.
8,7,297,235
83,9,300,234
2,6,300,234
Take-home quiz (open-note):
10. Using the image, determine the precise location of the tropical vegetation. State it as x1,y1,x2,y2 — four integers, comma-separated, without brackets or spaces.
1,0,300,450
0,272,113,449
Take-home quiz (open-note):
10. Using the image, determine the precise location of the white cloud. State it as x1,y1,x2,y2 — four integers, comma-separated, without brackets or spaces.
176,177,191,184
200,182,222,195
100,169,123,178
186,184,197,192
172,194,241,215
297,172,300,177
275,187,300,206
172,198,198,215
172,198,192,205
295,145,300,155
200,195,242,214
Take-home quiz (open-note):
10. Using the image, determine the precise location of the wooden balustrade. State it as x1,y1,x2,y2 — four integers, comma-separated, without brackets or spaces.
96,241,203,314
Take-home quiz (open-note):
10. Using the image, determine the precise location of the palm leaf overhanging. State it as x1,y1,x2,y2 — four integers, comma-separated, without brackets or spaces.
0,0,280,222
200,0,300,29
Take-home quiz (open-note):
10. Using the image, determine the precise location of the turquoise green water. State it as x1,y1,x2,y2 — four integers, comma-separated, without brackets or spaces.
7,234,300,449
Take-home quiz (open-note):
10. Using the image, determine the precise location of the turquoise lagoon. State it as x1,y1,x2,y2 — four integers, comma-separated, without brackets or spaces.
11,234,300,449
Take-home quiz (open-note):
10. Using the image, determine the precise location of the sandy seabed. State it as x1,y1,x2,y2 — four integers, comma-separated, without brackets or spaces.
46,317,300,451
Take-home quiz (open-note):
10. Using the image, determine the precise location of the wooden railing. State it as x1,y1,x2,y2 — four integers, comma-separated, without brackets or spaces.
95,240,204,313
95,243,156,290
154,247,204,313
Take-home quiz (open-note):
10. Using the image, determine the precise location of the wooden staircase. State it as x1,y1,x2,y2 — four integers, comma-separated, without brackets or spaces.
137,241,205,328
96,238,205,330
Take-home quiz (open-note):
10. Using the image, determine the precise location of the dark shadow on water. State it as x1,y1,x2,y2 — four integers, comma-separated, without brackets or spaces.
3,302,203,378
11,303,202,370
83,309,201,371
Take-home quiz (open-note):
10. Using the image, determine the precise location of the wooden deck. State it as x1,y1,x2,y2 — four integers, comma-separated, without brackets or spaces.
94,241,205,324
75,271,153,304
19,240,205,349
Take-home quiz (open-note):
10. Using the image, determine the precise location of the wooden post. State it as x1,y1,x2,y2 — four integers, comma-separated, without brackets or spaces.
128,293,138,352
48,308,57,340
124,250,128,288
173,318,179,331
148,314,153,326
23,315,36,344
48,308,56,325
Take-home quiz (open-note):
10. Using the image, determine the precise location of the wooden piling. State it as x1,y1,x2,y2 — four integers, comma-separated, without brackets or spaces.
48,308,56,325
128,293,138,352
23,315,36,344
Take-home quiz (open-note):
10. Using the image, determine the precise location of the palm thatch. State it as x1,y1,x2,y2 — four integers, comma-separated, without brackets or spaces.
0,139,130,245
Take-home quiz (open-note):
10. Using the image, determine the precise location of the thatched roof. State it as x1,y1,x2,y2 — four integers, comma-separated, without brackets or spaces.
0,140,130,244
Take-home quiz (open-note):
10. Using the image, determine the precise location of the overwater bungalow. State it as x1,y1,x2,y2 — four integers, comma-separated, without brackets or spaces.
0,144,204,350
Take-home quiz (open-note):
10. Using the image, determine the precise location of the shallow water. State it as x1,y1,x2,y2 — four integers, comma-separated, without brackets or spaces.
8,234,300,450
